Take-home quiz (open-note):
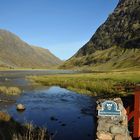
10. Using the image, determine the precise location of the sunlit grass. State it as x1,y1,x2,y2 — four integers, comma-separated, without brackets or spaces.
28,70,140,97
0,86,21,95
0,112,11,121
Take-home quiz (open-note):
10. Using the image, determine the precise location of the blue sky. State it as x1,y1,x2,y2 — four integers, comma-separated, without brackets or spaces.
0,0,119,60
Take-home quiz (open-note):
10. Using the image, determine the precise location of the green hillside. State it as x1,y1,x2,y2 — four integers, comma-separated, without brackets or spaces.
0,29,62,69
61,0,140,70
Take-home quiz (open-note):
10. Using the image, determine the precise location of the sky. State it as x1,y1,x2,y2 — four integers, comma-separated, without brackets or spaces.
0,0,119,60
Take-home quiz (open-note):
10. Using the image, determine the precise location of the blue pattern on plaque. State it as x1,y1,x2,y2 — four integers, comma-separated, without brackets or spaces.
98,101,121,116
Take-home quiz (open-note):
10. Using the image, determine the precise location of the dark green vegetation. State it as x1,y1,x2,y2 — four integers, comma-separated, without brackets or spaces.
29,70,140,97
0,29,62,69
61,0,140,70
0,112,49,140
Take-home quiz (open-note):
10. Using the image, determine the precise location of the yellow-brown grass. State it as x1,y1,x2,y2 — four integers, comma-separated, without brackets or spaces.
0,112,50,140
0,86,21,95
0,112,11,121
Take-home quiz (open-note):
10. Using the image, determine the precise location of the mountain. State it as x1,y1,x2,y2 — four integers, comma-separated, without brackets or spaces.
0,29,62,69
61,0,140,70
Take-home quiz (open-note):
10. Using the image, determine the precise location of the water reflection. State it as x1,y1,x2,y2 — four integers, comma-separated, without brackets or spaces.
8,86,96,140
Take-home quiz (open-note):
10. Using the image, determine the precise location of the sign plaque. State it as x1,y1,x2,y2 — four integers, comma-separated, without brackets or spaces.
98,101,121,116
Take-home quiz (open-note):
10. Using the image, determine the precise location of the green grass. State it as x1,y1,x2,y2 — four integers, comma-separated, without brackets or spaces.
0,86,21,95
60,46,140,71
28,70,140,97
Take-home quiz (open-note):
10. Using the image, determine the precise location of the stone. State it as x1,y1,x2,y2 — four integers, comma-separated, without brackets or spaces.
121,108,127,116
111,115,124,122
114,98,123,105
110,125,126,134
50,116,58,121
114,134,132,140
16,104,26,111
118,103,124,111
97,120,113,131
97,104,102,110
106,117,120,124
121,117,128,126
97,131,112,140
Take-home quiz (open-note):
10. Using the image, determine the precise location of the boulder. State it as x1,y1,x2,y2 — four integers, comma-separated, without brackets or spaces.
16,104,26,111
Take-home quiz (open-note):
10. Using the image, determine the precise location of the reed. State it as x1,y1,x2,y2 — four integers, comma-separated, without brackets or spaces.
0,112,50,140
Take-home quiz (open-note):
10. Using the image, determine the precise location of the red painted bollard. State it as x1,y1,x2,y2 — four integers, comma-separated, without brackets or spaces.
133,87,140,138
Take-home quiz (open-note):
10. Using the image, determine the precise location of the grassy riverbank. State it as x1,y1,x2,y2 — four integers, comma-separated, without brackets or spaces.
0,86,21,95
0,112,49,140
29,70,140,97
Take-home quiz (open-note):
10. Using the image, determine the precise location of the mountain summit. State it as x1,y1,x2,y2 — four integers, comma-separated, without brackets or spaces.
61,0,140,70
0,29,62,69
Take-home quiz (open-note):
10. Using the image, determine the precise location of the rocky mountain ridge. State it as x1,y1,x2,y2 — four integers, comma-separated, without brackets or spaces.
61,0,140,70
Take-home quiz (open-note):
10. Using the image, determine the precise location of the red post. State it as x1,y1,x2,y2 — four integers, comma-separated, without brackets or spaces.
133,88,140,138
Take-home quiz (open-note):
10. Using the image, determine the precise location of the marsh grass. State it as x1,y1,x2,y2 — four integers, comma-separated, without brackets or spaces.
0,86,21,95
0,111,11,121
12,123,48,140
0,112,50,140
28,71,140,97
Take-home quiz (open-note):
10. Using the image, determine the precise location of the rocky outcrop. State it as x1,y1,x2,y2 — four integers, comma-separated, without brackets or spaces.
75,0,140,56
61,0,140,69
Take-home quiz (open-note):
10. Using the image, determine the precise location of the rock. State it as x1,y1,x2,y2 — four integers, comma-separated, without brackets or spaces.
97,131,113,140
110,125,126,134
121,117,128,126
118,103,124,111
50,116,58,121
110,115,125,123
97,120,113,131
61,123,66,126
97,104,102,110
114,134,132,140
16,104,26,111
121,108,127,116
114,98,123,105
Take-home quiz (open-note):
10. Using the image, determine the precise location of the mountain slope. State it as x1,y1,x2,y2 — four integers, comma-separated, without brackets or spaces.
61,0,140,70
0,29,62,68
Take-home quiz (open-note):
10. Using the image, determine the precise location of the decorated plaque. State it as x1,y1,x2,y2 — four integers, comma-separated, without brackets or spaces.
98,101,121,116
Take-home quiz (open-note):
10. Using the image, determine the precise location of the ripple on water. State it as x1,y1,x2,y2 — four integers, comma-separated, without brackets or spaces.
7,86,96,140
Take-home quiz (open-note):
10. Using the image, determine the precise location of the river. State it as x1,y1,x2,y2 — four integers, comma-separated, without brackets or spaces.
0,70,96,140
